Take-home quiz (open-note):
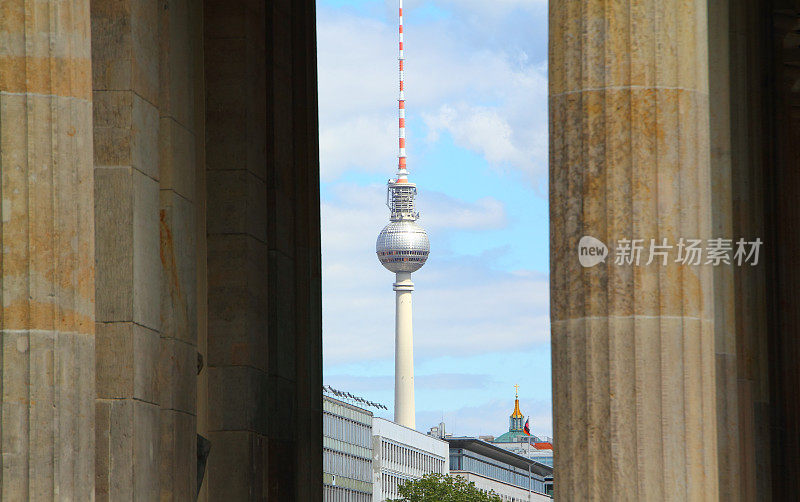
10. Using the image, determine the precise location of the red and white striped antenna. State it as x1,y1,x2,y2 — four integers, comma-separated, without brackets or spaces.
397,0,408,183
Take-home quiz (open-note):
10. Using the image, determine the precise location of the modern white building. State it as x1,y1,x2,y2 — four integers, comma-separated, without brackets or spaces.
323,395,374,501
372,418,449,501
492,439,554,469
454,471,551,502
448,438,553,501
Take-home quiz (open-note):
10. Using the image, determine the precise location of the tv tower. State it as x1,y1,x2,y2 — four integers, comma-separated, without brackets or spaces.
376,0,430,430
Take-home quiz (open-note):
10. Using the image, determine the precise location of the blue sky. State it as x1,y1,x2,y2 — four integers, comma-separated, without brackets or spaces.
318,0,551,437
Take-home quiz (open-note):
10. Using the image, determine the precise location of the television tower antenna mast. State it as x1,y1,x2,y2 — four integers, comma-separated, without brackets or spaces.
397,0,408,182
376,0,430,429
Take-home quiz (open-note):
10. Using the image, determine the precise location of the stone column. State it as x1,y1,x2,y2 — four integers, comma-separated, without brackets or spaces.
158,0,202,498
0,0,95,499
549,1,719,500
204,0,270,498
91,0,162,498
708,1,741,500
204,0,322,498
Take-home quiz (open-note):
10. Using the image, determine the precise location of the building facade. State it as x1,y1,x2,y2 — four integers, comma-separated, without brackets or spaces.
324,396,374,501
454,471,552,502
492,440,553,469
372,418,449,501
448,438,552,501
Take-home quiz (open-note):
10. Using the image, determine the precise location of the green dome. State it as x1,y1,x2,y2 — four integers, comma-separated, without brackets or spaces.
493,430,529,443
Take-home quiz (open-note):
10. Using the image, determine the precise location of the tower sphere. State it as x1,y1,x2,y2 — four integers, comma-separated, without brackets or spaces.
376,220,430,273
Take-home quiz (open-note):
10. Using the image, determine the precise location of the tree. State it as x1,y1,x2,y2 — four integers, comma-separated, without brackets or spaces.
388,473,502,502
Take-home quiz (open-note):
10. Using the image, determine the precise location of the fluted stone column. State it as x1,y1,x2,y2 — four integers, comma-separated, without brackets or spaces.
0,0,95,499
549,1,719,500
158,0,202,498
91,0,163,499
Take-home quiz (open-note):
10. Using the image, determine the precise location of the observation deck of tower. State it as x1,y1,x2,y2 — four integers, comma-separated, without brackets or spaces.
375,0,429,430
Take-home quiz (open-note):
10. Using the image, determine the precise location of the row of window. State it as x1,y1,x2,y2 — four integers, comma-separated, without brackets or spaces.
381,472,411,499
324,449,372,483
324,412,372,449
323,397,372,426
323,485,371,502
380,440,445,475
450,453,547,494
477,487,524,502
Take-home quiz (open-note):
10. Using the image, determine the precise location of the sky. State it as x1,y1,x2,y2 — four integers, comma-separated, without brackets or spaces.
317,0,552,438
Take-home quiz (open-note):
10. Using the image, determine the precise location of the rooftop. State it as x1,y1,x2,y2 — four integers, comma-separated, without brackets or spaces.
446,437,553,477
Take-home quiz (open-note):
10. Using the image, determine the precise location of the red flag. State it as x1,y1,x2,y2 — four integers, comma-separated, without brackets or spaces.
523,418,531,436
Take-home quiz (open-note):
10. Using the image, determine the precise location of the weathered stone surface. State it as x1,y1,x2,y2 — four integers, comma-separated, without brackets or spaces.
91,0,159,104
550,0,718,500
94,167,135,319
159,336,198,414
159,190,197,344
203,1,322,499
95,398,160,501
0,0,96,498
155,1,203,498
206,234,268,370
95,166,161,329
93,91,160,180
2,0,322,499
92,1,166,499
96,322,160,402
159,117,196,201
206,430,269,501
159,0,197,130
205,28,267,181
206,170,267,242
159,409,197,501
207,366,268,434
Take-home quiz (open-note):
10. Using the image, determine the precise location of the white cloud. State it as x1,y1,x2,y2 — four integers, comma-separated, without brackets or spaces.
326,373,495,391
316,4,549,182
423,103,546,179
417,398,553,438
404,0,547,13
321,183,507,249
318,1,552,435
319,115,397,179
321,183,549,365
418,191,507,231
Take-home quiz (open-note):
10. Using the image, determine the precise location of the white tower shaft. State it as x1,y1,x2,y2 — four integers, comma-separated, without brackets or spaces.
394,271,415,428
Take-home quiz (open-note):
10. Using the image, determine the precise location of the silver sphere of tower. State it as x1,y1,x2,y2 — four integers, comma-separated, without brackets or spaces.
376,220,430,273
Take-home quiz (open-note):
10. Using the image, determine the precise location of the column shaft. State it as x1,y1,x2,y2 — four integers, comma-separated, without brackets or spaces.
394,272,415,429
91,0,163,498
157,0,203,498
0,0,95,498
204,0,323,498
549,0,719,500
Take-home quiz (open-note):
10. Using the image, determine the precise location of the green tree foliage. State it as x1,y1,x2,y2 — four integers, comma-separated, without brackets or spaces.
388,473,502,502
